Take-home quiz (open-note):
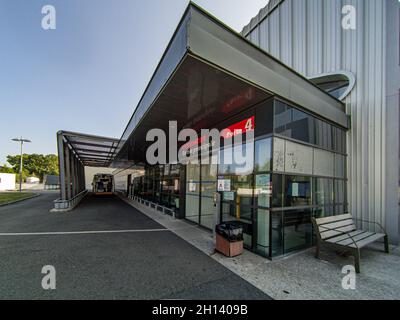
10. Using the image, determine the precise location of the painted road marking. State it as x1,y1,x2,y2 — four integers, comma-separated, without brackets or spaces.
0,229,169,236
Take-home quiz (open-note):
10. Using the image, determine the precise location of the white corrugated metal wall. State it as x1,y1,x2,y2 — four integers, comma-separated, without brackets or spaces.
242,0,399,243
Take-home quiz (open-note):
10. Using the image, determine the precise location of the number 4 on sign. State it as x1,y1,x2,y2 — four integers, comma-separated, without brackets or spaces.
245,118,253,131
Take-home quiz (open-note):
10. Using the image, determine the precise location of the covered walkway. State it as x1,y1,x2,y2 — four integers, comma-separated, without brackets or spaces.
54,131,120,211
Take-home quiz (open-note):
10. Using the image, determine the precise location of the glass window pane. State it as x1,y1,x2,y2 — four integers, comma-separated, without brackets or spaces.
200,193,215,229
232,143,254,176
200,164,217,230
315,119,323,148
314,178,334,207
284,176,312,207
283,209,313,253
335,204,345,215
271,211,283,257
274,101,292,135
154,179,161,202
288,109,315,144
201,163,217,182
255,174,272,208
218,146,232,175
340,129,346,154
186,163,200,224
233,175,253,221
334,179,346,205
313,206,334,218
185,194,199,223
170,164,181,177
218,143,254,176
255,100,274,137
335,154,346,178
323,122,333,150
171,195,180,210
256,209,270,257
272,174,284,208
255,138,272,172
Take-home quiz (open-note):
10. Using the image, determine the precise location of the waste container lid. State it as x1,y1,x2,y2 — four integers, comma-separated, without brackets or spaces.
217,221,244,229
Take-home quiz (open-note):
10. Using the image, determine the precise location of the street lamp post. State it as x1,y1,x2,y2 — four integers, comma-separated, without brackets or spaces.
11,137,31,192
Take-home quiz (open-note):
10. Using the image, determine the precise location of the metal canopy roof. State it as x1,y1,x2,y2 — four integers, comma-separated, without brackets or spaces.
113,2,348,166
58,131,119,167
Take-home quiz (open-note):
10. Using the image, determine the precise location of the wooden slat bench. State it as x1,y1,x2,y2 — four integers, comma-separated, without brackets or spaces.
312,214,389,273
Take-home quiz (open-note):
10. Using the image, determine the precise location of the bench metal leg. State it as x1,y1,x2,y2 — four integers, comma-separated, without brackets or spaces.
384,235,390,254
315,242,321,259
354,249,361,274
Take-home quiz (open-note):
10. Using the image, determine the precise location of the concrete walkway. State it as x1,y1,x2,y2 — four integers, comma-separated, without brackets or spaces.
0,193,269,300
125,197,400,300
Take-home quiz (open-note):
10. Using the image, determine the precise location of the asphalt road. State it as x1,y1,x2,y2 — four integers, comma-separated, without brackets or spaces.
0,192,270,300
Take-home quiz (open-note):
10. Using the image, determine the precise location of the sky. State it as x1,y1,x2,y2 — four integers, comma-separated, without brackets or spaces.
0,0,269,165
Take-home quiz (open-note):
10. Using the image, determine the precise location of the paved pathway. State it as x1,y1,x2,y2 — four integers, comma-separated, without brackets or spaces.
0,193,270,300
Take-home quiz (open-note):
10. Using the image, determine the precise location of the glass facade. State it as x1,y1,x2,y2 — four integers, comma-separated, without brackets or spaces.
132,164,182,213
130,98,348,259
268,100,347,256
274,100,346,154
184,162,218,228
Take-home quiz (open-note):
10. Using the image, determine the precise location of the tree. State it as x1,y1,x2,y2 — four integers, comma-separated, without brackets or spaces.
0,164,15,174
6,154,59,182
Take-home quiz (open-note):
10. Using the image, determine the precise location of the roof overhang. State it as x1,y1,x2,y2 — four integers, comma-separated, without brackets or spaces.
113,3,348,167
308,70,356,101
57,131,119,167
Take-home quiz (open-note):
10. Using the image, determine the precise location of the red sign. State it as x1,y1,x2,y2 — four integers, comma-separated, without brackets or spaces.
182,116,255,151
221,116,254,139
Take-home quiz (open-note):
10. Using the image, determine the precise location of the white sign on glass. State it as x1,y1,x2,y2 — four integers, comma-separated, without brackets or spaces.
217,179,231,192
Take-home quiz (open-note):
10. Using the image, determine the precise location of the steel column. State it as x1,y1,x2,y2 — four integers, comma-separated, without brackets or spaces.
57,133,67,201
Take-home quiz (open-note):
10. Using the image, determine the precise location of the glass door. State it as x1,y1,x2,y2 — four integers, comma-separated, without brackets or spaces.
200,164,217,229
185,163,200,224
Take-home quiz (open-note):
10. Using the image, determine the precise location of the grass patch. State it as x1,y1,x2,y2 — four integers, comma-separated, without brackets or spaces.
0,192,36,205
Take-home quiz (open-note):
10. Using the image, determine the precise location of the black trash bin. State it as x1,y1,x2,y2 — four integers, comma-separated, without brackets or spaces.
216,222,244,242
215,221,244,257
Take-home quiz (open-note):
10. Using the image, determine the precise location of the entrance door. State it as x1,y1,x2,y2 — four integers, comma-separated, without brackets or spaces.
185,162,218,230
185,163,200,224
199,164,217,229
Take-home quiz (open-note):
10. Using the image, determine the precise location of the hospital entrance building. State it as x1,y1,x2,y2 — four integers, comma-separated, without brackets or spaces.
55,1,400,259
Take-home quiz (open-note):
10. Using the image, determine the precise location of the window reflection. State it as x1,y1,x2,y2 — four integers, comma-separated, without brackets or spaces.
272,174,284,208
284,176,311,207
271,211,283,257
256,209,270,257
314,178,334,207
274,99,346,154
255,138,272,172
283,209,313,253
218,143,254,176
254,174,272,208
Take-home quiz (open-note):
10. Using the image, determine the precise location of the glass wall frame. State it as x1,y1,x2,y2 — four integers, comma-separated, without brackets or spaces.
132,96,348,259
